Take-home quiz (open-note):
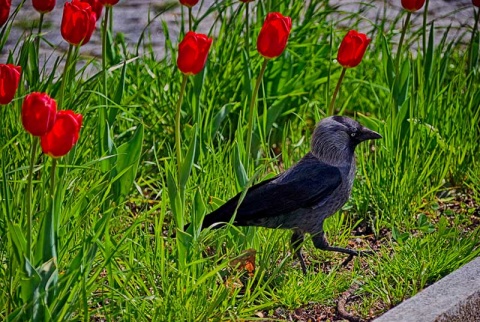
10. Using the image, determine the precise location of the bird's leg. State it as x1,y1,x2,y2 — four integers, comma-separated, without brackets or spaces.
312,232,373,266
291,230,307,275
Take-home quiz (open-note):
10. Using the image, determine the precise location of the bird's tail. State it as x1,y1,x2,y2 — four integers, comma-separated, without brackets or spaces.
183,200,237,231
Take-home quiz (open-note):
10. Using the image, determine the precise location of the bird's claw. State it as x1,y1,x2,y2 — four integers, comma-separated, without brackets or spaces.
341,250,374,266
358,250,374,257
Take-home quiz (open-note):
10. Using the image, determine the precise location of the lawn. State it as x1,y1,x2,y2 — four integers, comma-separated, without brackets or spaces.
1,0,479,320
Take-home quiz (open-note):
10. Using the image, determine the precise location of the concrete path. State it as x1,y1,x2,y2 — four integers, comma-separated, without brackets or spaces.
1,0,475,66
374,256,480,322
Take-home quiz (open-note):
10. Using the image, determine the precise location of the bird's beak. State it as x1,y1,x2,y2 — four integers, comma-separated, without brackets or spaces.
357,127,382,142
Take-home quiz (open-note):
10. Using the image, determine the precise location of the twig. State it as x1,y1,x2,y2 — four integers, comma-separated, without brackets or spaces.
337,283,364,322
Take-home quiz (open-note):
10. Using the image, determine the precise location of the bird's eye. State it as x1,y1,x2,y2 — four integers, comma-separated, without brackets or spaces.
350,132,356,137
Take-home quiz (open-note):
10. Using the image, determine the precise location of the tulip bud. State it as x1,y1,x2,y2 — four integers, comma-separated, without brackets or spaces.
0,64,21,105
32,0,56,14
337,30,370,68
99,0,119,6
0,0,11,27
21,93,57,136
257,12,292,59
82,0,103,21
41,110,82,158
61,0,97,46
179,0,199,8
177,31,213,76
473,0,480,7
401,0,426,12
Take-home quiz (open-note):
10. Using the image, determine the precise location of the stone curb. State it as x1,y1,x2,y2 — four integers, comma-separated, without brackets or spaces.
374,256,480,322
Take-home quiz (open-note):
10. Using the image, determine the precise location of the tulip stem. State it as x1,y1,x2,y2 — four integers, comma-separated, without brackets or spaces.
49,159,57,216
422,0,429,58
396,11,411,72
35,13,44,60
102,6,110,107
175,74,188,175
188,7,193,31
245,2,250,54
58,44,74,109
26,136,39,262
99,5,111,161
328,67,347,116
246,58,268,165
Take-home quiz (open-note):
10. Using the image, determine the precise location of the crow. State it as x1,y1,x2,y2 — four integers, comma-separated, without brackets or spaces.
190,116,381,274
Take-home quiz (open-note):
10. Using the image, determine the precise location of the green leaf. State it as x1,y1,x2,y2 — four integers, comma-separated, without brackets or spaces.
392,226,410,244
179,124,197,189
424,22,435,86
233,142,248,189
167,168,183,229
211,103,234,138
393,58,410,108
190,190,206,239
112,123,144,204
381,35,395,88
20,259,41,315
7,221,26,266
242,48,253,105
108,61,127,124
106,28,118,65
35,197,57,266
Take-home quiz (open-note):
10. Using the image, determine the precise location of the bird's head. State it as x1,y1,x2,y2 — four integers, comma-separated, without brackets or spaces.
311,116,382,164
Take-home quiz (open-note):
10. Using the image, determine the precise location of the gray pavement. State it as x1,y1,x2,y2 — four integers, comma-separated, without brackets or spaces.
0,0,475,71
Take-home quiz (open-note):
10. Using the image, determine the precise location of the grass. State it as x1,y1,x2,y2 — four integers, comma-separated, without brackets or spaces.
1,0,480,320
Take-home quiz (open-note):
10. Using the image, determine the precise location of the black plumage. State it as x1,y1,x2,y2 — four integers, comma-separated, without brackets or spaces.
189,116,381,274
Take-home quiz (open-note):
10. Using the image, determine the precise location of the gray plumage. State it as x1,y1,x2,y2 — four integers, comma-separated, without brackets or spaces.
193,116,381,274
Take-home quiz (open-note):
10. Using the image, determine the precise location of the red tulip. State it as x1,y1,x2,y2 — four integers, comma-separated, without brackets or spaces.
257,12,292,59
239,0,254,2
401,0,425,12
61,0,96,46
0,0,11,27
179,0,198,8
99,0,118,6
41,110,82,158
337,30,370,68
82,0,103,20
0,64,21,105
473,0,480,7
32,0,56,13
177,31,213,75
21,93,57,136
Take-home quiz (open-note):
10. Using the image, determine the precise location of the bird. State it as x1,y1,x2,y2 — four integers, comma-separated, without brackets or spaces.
188,116,382,274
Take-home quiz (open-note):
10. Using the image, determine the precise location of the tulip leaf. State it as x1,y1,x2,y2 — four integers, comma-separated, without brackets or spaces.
381,35,395,88
35,186,57,267
106,29,118,65
179,124,198,189
393,59,410,109
211,103,234,138
424,22,435,87
189,189,206,239
242,48,253,104
192,70,206,125
7,221,26,266
176,229,192,270
167,168,184,229
108,61,127,124
233,142,248,189
112,123,144,204
18,36,39,89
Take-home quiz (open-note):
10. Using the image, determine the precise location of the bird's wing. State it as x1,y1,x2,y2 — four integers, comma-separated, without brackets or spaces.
202,153,342,227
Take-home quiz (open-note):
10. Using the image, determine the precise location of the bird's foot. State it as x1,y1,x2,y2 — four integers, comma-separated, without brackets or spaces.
340,250,374,266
